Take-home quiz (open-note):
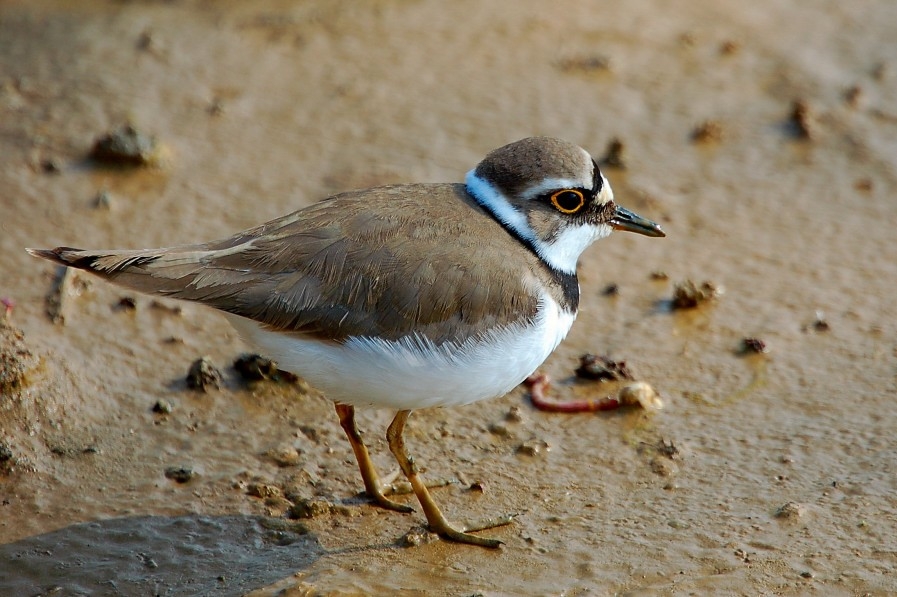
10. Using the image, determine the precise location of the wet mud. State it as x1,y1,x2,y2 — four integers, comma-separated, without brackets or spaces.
2,1,897,595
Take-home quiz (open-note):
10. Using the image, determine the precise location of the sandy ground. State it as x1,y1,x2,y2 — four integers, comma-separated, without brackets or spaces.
1,1,896,595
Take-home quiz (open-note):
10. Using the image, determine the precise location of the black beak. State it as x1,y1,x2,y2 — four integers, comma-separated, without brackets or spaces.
610,206,665,237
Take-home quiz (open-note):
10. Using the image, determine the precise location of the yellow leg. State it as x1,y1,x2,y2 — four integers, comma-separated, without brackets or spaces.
386,410,511,548
335,403,413,513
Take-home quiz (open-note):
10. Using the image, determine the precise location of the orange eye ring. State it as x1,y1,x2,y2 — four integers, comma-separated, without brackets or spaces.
550,189,585,214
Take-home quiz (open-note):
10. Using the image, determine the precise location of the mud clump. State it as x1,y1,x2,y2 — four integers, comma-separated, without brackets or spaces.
164,466,195,483
186,357,222,392
0,442,12,475
516,438,550,457
804,311,830,333
232,353,300,384
672,280,722,309
788,99,816,140
234,353,278,381
691,120,724,143
89,124,167,167
264,445,302,467
775,501,806,520
556,54,612,74
151,399,173,414
599,137,627,169
287,498,355,520
247,482,283,499
44,268,89,325
740,337,768,354
575,354,633,382
0,319,39,395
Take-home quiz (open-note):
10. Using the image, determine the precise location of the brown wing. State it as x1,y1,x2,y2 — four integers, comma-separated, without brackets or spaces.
29,184,542,345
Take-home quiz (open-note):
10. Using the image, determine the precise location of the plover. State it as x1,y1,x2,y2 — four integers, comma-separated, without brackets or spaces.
28,136,664,547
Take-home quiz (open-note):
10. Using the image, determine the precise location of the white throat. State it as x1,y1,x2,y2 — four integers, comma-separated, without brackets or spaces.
465,170,611,275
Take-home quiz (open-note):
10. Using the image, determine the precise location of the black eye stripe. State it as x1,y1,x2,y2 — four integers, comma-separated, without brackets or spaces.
591,159,604,194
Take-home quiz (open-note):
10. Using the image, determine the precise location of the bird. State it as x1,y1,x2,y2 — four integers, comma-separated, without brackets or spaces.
28,136,664,548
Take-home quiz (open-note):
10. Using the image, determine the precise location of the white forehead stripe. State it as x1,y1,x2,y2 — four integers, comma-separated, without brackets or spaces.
465,170,613,275
519,177,590,201
600,172,614,203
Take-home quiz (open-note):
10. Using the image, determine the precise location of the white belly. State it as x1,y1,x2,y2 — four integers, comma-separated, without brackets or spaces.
225,293,575,410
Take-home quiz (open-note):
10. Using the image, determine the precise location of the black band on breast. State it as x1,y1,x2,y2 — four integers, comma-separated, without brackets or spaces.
471,195,580,313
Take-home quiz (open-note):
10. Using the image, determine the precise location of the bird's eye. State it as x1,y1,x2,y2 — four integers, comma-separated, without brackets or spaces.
549,189,585,214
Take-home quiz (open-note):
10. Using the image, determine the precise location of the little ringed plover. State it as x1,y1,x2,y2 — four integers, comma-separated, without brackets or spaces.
28,136,664,548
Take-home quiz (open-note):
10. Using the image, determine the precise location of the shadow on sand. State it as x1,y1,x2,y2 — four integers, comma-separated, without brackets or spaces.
0,514,323,596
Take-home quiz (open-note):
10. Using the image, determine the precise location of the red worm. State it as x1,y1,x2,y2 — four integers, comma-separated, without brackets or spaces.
524,374,621,413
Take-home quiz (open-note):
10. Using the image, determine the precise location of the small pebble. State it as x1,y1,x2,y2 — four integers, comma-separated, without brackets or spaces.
93,189,115,210
655,438,679,458
287,498,333,519
149,300,183,315
164,466,195,483
650,458,675,477
234,353,278,381
234,353,301,384
719,40,740,55
265,445,302,467
844,85,863,108
0,320,38,393
789,99,816,140
679,32,696,47
264,496,294,517
505,405,525,423
811,312,830,332
775,501,805,519
740,337,768,354
691,120,723,143
618,382,663,410
854,178,873,192
247,483,283,499
115,296,137,311
400,528,440,547
672,280,722,309
90,124,165,167
517,438,550,457
207,98,225,116
488,422,511,437
40,158,62,174
152,399,173,414
575,354,633,382
186,357,222,392
599,137,627,169
556,55,612,73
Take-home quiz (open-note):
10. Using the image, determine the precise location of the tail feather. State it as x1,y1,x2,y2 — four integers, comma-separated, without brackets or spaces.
25,245,232,299
26,247,161,273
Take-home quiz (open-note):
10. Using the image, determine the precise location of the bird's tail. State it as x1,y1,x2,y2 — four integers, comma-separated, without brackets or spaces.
25,245,234,300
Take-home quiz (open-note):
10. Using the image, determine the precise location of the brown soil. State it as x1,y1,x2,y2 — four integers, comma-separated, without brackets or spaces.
2,1,896,595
